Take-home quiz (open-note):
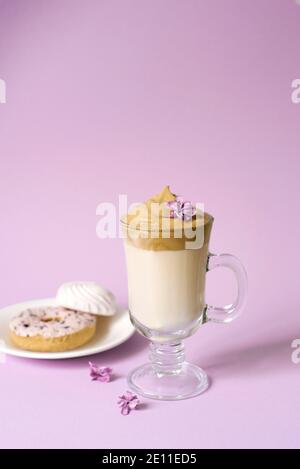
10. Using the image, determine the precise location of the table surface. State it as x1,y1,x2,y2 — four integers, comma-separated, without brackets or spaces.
0,0,299,449
1,306,299,449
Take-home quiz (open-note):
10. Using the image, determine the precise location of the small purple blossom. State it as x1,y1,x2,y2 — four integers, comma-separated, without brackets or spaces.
118,391,140,415
89,361,112,382
167,197,196,221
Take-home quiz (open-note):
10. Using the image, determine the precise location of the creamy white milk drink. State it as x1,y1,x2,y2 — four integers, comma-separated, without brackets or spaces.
124,243,208,330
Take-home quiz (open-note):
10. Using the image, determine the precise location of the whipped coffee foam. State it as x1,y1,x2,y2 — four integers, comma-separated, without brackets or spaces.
121,186,213,251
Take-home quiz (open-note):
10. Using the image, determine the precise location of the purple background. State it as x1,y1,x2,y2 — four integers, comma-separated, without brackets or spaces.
0,0,299,449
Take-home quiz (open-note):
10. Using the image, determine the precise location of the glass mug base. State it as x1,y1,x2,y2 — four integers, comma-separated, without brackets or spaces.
128,362,209,401
127,339,209,400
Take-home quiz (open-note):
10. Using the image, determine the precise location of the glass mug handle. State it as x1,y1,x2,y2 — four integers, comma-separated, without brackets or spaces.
205,253,248,323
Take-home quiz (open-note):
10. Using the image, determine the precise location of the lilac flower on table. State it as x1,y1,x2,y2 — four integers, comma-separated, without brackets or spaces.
118,391,140,415
89,361,112,382
166,197,196,221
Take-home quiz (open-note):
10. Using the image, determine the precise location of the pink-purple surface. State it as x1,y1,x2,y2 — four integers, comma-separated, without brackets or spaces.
0,0,299,449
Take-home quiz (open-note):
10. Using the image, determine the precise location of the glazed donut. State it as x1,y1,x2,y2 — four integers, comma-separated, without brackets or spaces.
9,306,97,352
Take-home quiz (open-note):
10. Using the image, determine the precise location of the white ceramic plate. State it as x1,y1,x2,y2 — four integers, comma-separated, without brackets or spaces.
0,298,135,359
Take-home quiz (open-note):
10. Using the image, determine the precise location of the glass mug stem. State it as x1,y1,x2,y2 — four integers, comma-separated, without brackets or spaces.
149,341,185,376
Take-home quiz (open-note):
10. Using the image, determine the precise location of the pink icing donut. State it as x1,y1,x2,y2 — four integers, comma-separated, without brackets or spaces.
9,306,97,352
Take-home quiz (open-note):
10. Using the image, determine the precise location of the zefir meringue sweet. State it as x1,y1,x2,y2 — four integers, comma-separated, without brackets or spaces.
56,282,117,316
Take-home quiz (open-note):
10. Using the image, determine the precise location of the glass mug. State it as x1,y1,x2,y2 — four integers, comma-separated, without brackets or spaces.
121,213,247,400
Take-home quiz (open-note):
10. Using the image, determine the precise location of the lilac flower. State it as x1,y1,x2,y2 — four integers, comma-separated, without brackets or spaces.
167,197,196,221
89,361,112,382
118,391,140,415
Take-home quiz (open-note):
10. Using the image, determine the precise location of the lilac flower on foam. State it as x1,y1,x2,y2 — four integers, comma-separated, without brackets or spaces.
89,361,112,382
167,197,196,221
118,391,140,416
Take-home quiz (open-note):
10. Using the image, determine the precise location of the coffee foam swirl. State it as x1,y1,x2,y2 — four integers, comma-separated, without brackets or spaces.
121,186,213,251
